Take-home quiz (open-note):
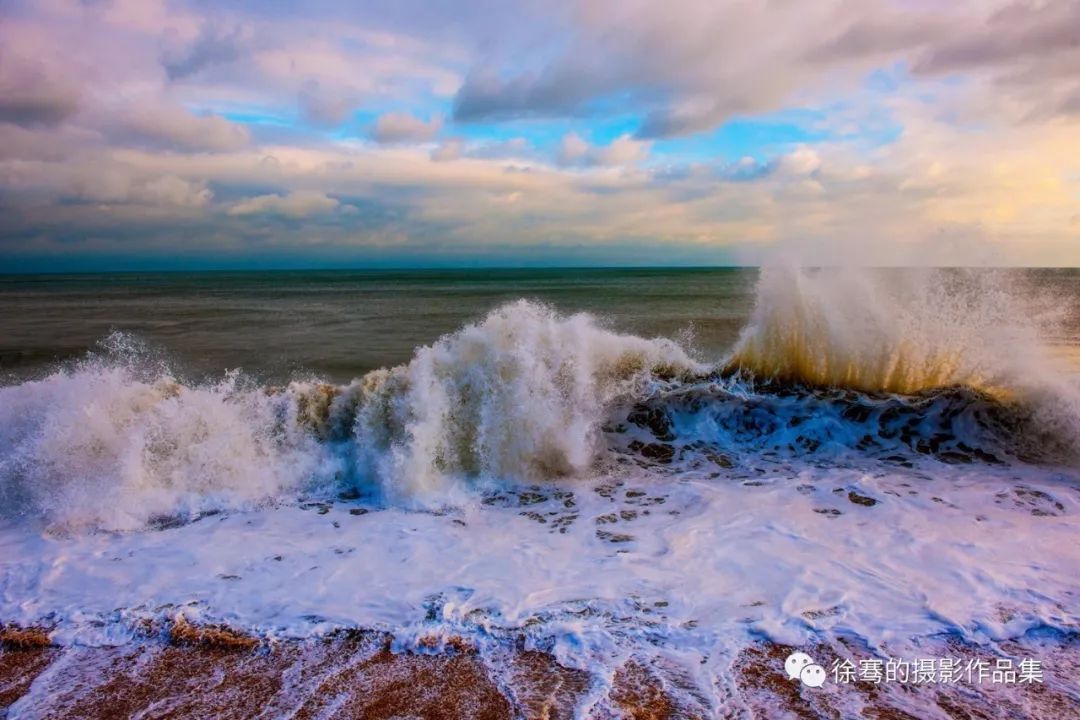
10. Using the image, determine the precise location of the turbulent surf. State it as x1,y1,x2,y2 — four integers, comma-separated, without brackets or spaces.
1,266,1079,717
1,267,1077,531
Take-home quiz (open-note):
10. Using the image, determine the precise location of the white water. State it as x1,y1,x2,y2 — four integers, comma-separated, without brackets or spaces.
730,266,1068,395
0,460,1077,701
0,301,702,530
1,269,1078,714
352,299,703,502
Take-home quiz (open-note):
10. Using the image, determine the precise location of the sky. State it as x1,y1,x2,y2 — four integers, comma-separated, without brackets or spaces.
1,0,1079,271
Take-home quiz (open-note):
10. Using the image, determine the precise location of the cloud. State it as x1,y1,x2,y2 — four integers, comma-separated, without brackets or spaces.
451,1,850,136
558,133,650,166
428,136,538,163
779,147,822,177
593,135,651,166
1,0,1079,268
915,1,1080,75
447,0,1080,137
431,138,463,162
161,22,247,81
72,171,209,207
453,68,591,123
558,133,590,164
117,102,251,152
806,14,950,62
3,119,1079,266
911,0,1080,120
227,191,340,218
138,175,214,207
0,55,80,127
715,157,776,183
371,112,441,143
299,79,359,126
3,156,213,208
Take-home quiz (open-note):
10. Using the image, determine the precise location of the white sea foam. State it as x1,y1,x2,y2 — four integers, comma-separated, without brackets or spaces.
729,266,1062,396
1,274,1078,714
352,300,703,502
0,460,1076,704
0,302,702,528
0,345,342,531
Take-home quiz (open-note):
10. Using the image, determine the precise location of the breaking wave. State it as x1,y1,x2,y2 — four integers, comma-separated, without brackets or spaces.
0,302,701,529
728,266,1046,396
337,300,702,501
1,271,1077,530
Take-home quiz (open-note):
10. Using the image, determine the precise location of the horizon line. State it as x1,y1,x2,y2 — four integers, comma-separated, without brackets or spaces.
3,264,1079,277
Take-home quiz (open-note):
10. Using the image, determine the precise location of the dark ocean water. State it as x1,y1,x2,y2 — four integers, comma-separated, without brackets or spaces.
0,268,759,383
2,267,1079,386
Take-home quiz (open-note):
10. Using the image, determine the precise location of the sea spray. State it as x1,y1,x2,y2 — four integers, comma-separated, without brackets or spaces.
0,303,701,528
0,337,343,531
351,300,703,502
726,266,1043,395
0,362,341,533
726,265,1080,454
1,274,1078,531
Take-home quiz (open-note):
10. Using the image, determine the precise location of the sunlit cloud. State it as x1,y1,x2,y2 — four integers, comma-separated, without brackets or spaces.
0,0,1077,269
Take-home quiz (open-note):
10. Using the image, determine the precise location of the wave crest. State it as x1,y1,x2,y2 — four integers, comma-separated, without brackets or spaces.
726,266,1045,396
0,358,342,532
1,278,1077,531
350,300,702,501
0,302,702,528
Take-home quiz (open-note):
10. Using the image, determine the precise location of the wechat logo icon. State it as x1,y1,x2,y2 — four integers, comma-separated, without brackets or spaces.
785,652,827,688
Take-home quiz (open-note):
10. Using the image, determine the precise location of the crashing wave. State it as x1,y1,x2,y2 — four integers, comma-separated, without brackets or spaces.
0,301,701,529
1,273,1077,531
725,266,1046,396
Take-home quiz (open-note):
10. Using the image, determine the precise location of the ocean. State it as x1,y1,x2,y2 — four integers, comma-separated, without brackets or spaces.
1,266,1078,717
0,268,759,384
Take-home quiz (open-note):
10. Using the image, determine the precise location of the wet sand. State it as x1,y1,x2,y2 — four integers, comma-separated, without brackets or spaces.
3,624,1078,719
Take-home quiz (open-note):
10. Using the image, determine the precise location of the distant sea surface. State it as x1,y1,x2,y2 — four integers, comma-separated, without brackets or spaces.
0,268,759,383
3,267,1079,383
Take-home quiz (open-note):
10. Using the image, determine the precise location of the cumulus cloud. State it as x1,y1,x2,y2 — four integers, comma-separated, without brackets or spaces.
228,191,340,218
593,135,651,166
431,138,464,162
1,0,1079,267
137,175,214,207
558,133,590,164
161,22,247,81
559,133,650,166
780,147,822,177
371,112,442,143
117,102,251,152
0,55,80,127
6,159,213,208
